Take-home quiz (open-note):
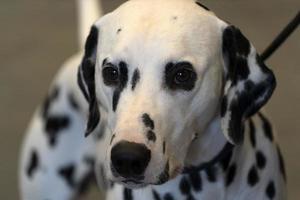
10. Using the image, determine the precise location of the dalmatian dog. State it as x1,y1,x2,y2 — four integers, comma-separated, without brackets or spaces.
19,0,287,199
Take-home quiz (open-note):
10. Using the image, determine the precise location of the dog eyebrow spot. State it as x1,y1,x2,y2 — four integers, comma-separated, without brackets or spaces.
142,113,155,129
112,61,128,111
102,58,108,66
131,69,140,90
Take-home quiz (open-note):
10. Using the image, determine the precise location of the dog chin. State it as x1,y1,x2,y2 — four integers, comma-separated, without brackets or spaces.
120,181,149,189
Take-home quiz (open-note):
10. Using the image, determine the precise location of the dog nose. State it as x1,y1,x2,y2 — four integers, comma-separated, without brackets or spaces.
111,141,151,179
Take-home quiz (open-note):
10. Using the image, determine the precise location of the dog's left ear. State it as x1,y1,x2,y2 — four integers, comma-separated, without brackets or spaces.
220,25,276,145
77,26,100,137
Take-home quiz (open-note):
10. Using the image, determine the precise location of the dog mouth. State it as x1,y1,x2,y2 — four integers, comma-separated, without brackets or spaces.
110,163,183,188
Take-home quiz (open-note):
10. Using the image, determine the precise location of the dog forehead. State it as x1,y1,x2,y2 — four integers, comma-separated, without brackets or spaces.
96,0,223,65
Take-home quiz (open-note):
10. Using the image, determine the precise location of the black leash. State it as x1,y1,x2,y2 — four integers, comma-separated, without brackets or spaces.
261,11,300,62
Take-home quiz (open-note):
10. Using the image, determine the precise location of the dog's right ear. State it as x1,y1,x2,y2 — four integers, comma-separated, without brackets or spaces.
77,26,100,137
220,25,276,145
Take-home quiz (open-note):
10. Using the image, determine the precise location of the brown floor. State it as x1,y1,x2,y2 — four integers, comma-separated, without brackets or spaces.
0,0,299,199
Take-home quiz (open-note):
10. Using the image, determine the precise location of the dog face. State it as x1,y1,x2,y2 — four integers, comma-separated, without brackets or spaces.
78,0,275,188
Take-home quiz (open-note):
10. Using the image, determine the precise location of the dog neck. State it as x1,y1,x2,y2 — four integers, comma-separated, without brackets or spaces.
184,116,233,171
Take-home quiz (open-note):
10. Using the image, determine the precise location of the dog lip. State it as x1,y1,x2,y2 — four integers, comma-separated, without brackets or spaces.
122,179,142,184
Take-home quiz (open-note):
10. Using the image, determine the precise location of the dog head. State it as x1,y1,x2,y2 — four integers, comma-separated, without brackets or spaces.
78,0,276,188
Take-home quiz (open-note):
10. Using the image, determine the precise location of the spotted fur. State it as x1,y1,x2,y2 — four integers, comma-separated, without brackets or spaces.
19,0,286,200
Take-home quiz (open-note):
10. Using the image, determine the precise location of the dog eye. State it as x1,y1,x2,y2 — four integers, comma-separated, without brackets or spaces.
102,65,119,85
174,68,194,84
165,62,197,91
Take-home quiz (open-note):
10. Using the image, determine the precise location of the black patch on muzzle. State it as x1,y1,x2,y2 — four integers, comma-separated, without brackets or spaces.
142,113,155,130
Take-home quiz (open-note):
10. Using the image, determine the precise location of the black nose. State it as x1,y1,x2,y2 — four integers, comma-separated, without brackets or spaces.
111,141,151,179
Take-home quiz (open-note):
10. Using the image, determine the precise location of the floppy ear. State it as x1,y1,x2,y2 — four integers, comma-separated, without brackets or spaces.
220,25,276,145
77,26,100,137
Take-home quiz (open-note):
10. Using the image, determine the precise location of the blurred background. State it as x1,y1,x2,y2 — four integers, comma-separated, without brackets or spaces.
0,0,299,199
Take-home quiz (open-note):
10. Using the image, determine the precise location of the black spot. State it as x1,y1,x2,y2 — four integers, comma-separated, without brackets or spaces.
26,150,39,178
42,86,60,118
117,28,122,34
258,113,273,141
265,181,276,199
186,195,196,200
220,149,233,171
247,165,259,186
157,161,170,185
110,134,116,145
58,164,76,188
123,188,133,200
163,141,166,154
220,96,227,118
205,166,216,182
44,115,70,146
83,156,95,167
142,113,155,130
113,91,121,112
180,177,191,195
249,118,256,148
195,2,210,11
188,171,202,191
77,170,95,195
256,151,266,169
110,181,115,189
277,146,286,181
147,130,156,142
226,163,236,186
112,61,128,111
131,69,140,90
68,93,80,111
102,58,108,66
164,193,174,200
152,190,162,200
